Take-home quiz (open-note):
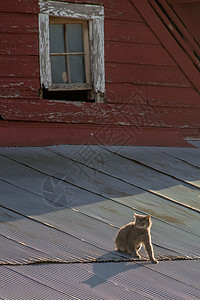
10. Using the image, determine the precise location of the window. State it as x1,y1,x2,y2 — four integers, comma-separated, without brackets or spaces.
49,18,90,89
39,1,105,102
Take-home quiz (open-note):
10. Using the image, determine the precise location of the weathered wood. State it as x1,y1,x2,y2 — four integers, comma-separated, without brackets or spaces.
150,0,200,72
104,0,143,21
39,1,104,19
0,78,40,99
105,41,176,66
0,0,39,14
106,84,200,108
105,84,147,104
56,0,103,4
0,12,38,33
104,19,160,45
182,128,200,140
39,2,105,96
47,83,91,91
169,0,200,4
0,56,39,78
89,16,105,95
133,0,200,93
39,13,52,89
173,3,200,47
1,98,200,130
106,63,192,87
1,0,200,146
0,33,39,55
0,121,190,147
158,107,200,129
147,86,200,108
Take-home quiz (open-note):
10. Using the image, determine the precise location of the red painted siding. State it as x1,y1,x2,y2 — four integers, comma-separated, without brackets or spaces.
0,0,200,146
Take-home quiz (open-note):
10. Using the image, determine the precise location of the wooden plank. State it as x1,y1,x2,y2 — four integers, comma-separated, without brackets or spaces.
147,86,200,108
56,0,102,4
1,98,153,124
40,1,104,19
0,56,39,78
0,0,39,14
0,78,40,99
169,0,200,4
159,0,200,62
173,3,200,47
0,121,190,147
132,0,200,93
0,12,38,33
105,41,176,66
0,98,180,125
105,84,147,104
104,19,160,45
0,33,39,55
104,0,143,21
157,107,200,129
106,63,192,87
106,83,200,108
182,128,200,140
1,98,200,130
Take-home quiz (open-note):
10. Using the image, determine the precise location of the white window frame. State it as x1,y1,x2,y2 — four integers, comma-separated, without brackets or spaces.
39,0,105,102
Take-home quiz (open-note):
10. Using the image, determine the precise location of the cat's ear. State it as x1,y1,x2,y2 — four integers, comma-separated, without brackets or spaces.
133,213,138,218
147,214,151,219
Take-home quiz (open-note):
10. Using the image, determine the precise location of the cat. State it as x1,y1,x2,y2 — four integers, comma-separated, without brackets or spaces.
115,213,158,264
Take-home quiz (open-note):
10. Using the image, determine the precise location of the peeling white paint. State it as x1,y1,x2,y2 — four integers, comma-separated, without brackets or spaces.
38,0,105,100
39,1,104,20
89,18,105,95
39,13,51,89
117,122,131,126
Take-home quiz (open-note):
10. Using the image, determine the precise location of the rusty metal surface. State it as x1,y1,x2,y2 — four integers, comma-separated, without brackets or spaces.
0,144,200,299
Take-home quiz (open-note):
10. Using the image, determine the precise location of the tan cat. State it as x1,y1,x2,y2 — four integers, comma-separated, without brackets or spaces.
115,213,158,264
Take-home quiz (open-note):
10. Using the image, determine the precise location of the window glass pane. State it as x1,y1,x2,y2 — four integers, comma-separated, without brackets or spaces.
50,56,68,84
69,55,86,83
49,24,65,53
66,24,84,53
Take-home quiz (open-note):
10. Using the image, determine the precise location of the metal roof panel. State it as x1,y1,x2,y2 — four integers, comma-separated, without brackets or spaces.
0,144,200,299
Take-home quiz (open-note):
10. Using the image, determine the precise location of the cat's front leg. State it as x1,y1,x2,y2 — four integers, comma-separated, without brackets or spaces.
144,241,158,264
150,257,158,264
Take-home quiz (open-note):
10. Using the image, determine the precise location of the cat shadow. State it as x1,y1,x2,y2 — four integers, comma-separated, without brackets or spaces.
82,250,149,288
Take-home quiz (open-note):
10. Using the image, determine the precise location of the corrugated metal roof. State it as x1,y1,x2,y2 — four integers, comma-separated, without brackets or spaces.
0,143,200,299
2,261,200,299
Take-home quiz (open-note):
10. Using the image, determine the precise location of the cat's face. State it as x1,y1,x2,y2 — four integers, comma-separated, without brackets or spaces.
134,214,151,228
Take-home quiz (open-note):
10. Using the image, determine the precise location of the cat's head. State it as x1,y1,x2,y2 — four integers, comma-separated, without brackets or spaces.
134,213,152,229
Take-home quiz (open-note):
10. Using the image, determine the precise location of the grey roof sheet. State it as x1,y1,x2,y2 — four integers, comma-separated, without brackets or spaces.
0,143,200,299
2,260,200,299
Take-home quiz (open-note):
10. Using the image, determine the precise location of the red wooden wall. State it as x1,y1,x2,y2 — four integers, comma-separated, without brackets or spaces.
0,0,200,147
